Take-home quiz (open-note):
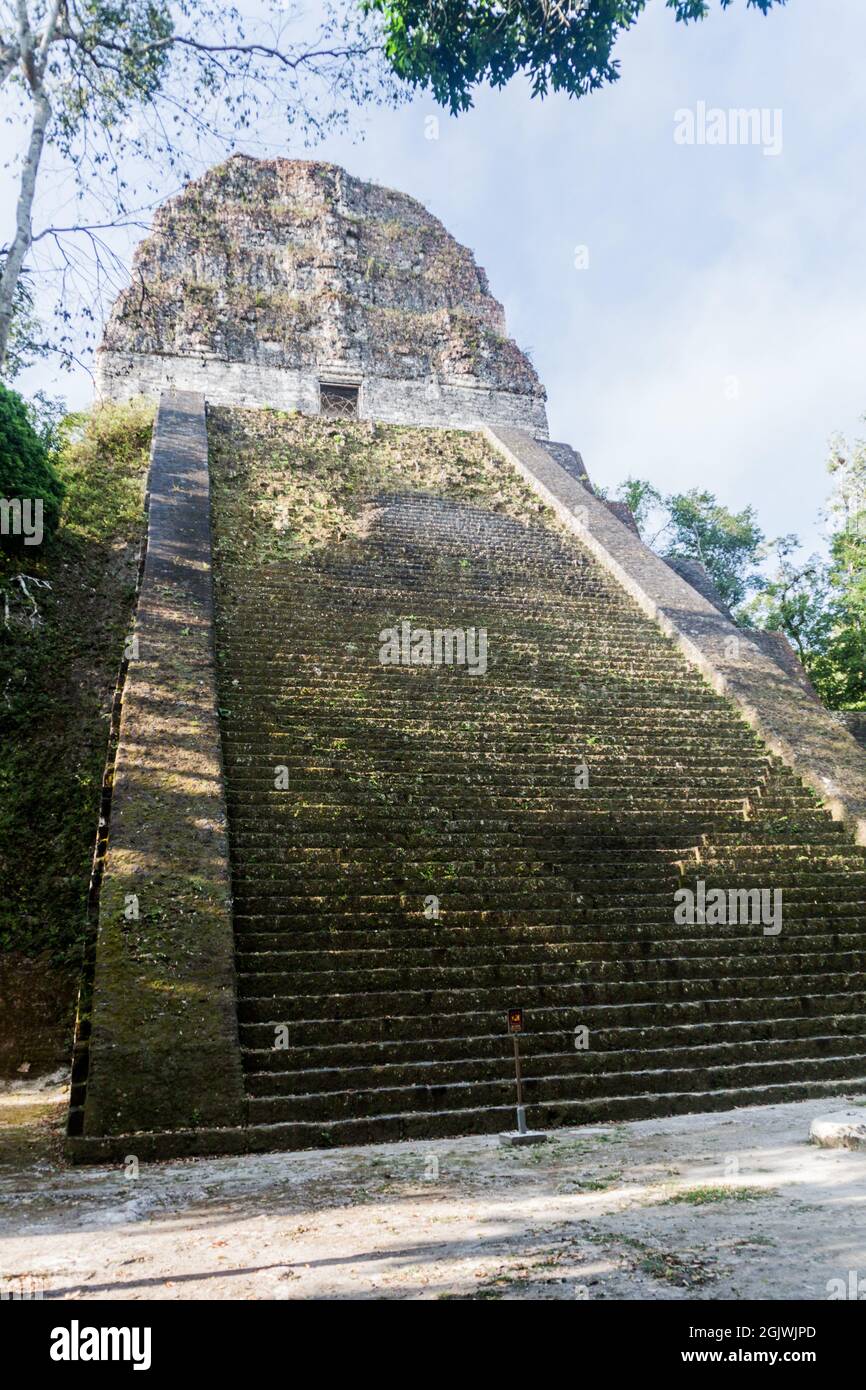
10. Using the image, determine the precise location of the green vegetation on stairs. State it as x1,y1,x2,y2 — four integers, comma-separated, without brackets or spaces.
208,406,866,1152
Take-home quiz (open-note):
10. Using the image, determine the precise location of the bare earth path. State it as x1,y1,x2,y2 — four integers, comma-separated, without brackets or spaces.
2,1077,864,1301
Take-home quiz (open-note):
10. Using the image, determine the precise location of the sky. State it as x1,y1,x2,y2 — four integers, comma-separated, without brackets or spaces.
5,0,866,556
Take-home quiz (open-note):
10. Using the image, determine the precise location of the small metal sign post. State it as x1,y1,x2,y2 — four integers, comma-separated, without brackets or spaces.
499,1007,549,1147
508,1007,528,1135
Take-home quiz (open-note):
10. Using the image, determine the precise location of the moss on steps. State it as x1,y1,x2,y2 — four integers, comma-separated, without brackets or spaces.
205,407,866,1151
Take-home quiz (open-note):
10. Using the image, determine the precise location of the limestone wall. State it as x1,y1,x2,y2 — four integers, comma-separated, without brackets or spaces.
96,350,548,434
81,391,245,1140
97,156,548,435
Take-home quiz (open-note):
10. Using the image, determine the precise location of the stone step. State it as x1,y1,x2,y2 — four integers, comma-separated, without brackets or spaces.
246,1052,866,1124
245,1035,866,1099
236,949,866,999
208,457,866,1151
236,970,866,1025
229,895,863,921
228,846,866,874
241,1010,866,1073
226,1074,866,1153
229,867,862,894
235,919,866,954
235,932,866,972
238,989,866,1049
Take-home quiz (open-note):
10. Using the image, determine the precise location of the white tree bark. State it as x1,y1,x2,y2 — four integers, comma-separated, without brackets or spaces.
0,0,63,371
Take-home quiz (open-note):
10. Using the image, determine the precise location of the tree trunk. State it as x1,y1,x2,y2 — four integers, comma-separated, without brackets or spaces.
0,84,50,371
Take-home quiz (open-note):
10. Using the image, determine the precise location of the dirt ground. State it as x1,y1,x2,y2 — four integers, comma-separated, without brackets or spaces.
1,1074,864,1301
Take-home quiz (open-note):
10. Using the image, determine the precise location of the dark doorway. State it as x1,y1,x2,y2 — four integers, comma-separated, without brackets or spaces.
320,382,360,419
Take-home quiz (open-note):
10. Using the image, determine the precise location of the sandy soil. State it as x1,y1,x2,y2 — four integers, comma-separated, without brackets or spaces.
1,1075,864,1301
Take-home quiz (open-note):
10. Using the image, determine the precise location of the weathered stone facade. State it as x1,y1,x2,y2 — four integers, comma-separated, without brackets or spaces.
97,156,548,435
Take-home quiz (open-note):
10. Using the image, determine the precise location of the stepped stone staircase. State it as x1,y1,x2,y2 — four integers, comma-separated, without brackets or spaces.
215,483,866,1150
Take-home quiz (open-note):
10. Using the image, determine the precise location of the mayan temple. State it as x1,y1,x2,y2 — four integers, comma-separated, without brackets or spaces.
97,155,548,434
69,156,866,1160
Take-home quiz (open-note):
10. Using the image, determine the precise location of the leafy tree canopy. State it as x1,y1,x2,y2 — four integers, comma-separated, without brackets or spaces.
612,423,866,711
606,476,766,611
822,431,866,707
0,1,398,369
0,381,65,548
365,0,786,113
664,488,765,610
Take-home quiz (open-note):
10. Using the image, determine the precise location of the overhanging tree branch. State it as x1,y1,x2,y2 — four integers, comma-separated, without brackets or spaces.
0,0,65,363
0,1,398,372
